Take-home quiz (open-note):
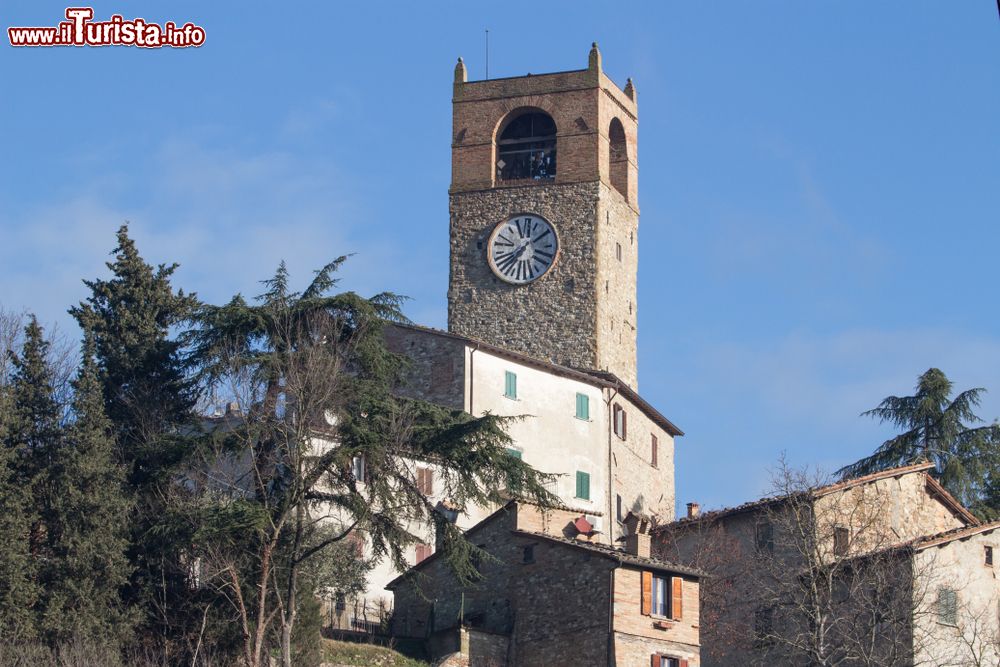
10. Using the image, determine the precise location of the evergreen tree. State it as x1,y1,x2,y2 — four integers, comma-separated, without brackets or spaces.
70,224,198,479
188,259,559,667
837,368,1000,517
36,330,133,646
70,225,200,650
0,322,39,641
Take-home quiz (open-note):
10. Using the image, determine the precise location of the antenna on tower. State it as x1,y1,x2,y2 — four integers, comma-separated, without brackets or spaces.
485,28,489,79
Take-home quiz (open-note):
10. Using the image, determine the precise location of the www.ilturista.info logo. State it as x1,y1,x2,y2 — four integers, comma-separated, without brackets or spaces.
8,8,205,48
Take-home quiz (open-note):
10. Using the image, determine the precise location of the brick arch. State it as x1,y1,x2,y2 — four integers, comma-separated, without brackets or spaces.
608,116,628,197
493,106,558,185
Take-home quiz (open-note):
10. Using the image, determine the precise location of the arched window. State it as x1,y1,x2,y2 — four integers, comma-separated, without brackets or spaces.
496,111,557,183
609,117,628,196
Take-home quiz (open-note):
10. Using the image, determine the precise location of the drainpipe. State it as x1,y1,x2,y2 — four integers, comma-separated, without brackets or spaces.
468,343,480,415
605,384,619,542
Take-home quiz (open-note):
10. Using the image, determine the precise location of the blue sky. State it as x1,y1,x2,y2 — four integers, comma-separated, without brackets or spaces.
2,2,999,514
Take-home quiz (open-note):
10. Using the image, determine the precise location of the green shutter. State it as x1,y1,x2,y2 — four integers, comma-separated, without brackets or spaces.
576,393,589,420
576,471,590,500
506,448,522,459
505,371,517,398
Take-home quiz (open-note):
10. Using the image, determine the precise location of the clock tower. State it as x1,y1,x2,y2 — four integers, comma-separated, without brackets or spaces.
447,43,640,389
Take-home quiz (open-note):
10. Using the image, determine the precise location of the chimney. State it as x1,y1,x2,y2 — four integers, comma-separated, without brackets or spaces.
622,511,652,558
686,502,700,519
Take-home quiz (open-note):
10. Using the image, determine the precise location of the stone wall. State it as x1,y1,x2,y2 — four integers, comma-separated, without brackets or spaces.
446,46,640,388
384,325,466,411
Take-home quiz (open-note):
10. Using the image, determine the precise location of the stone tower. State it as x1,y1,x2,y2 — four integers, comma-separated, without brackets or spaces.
447,44,640,389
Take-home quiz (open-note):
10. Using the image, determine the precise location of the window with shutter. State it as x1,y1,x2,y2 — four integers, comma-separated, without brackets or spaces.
504,371,517,399
671,576,683,620
575,392,589,420
613,403,627,439
416,467,434,495
575,471,590,500
651,434,658,467
506,448,522,459
938,588,958,625
641,571,652,615
834,526,849,556
651,655,681,667
650,574,669,617
415,544,432,564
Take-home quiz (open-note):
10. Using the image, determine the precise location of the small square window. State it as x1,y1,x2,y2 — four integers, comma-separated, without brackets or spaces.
575,392,590,420
504,371,517,399
986,546,994,567
575,471,591,500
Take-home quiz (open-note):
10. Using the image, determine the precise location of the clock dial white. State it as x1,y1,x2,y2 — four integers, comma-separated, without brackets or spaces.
487,214,559,285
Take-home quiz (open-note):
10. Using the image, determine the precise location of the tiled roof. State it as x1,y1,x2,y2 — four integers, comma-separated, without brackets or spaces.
656,461,967,532
388,322,684,437
912,520,1000,550
512,529,706,578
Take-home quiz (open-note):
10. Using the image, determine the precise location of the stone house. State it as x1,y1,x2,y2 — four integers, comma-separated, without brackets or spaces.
388,500,702,666
336,321,682,616
654,461,998,666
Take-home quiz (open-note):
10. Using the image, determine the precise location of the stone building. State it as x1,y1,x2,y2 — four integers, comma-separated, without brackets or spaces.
655,461,1000,666
357,321,681,624
448,42,641,390
338,41,687,635
388,501,701,666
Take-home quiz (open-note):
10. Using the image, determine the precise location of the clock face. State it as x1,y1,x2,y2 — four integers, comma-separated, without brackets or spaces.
487,214,559,285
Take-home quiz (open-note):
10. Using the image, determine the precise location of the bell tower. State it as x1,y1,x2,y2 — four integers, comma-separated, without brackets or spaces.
447,44,640,389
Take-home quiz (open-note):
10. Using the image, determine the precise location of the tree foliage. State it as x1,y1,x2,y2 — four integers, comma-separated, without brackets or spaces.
837,368,1000,517
186,258,558,667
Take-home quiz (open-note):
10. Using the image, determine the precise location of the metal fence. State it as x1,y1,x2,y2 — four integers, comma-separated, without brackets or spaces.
324,596,392,636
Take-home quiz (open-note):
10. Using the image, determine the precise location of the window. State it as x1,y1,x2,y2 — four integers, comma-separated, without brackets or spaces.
617,494,623,522
505,447,522,459
987,546,994,567
834,526,849,556
642,572,683,620
755,520,773,553
613,403,627,439
522,544,535,564
938,588,958,625
652,656,682,667
651,574,669,617
575,471,591,500
415,543,433,564
616,242,623,261
575,392,590,420
651,434,658,467
416,467,434,495
351,455,366,483
608,117,628,197
496,110,557,182
504,371,517,399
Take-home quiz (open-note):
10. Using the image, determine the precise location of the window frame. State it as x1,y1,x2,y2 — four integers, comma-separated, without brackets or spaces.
575,470,591,500
504,370,517,399
613,403,627,439
575,392,590,420
833,526,850,557
938,587,958,626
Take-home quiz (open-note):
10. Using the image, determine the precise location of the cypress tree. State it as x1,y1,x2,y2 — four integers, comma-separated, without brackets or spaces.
70,224,198,479
70,225,199,646
36,330,133,646
0,321,39,641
